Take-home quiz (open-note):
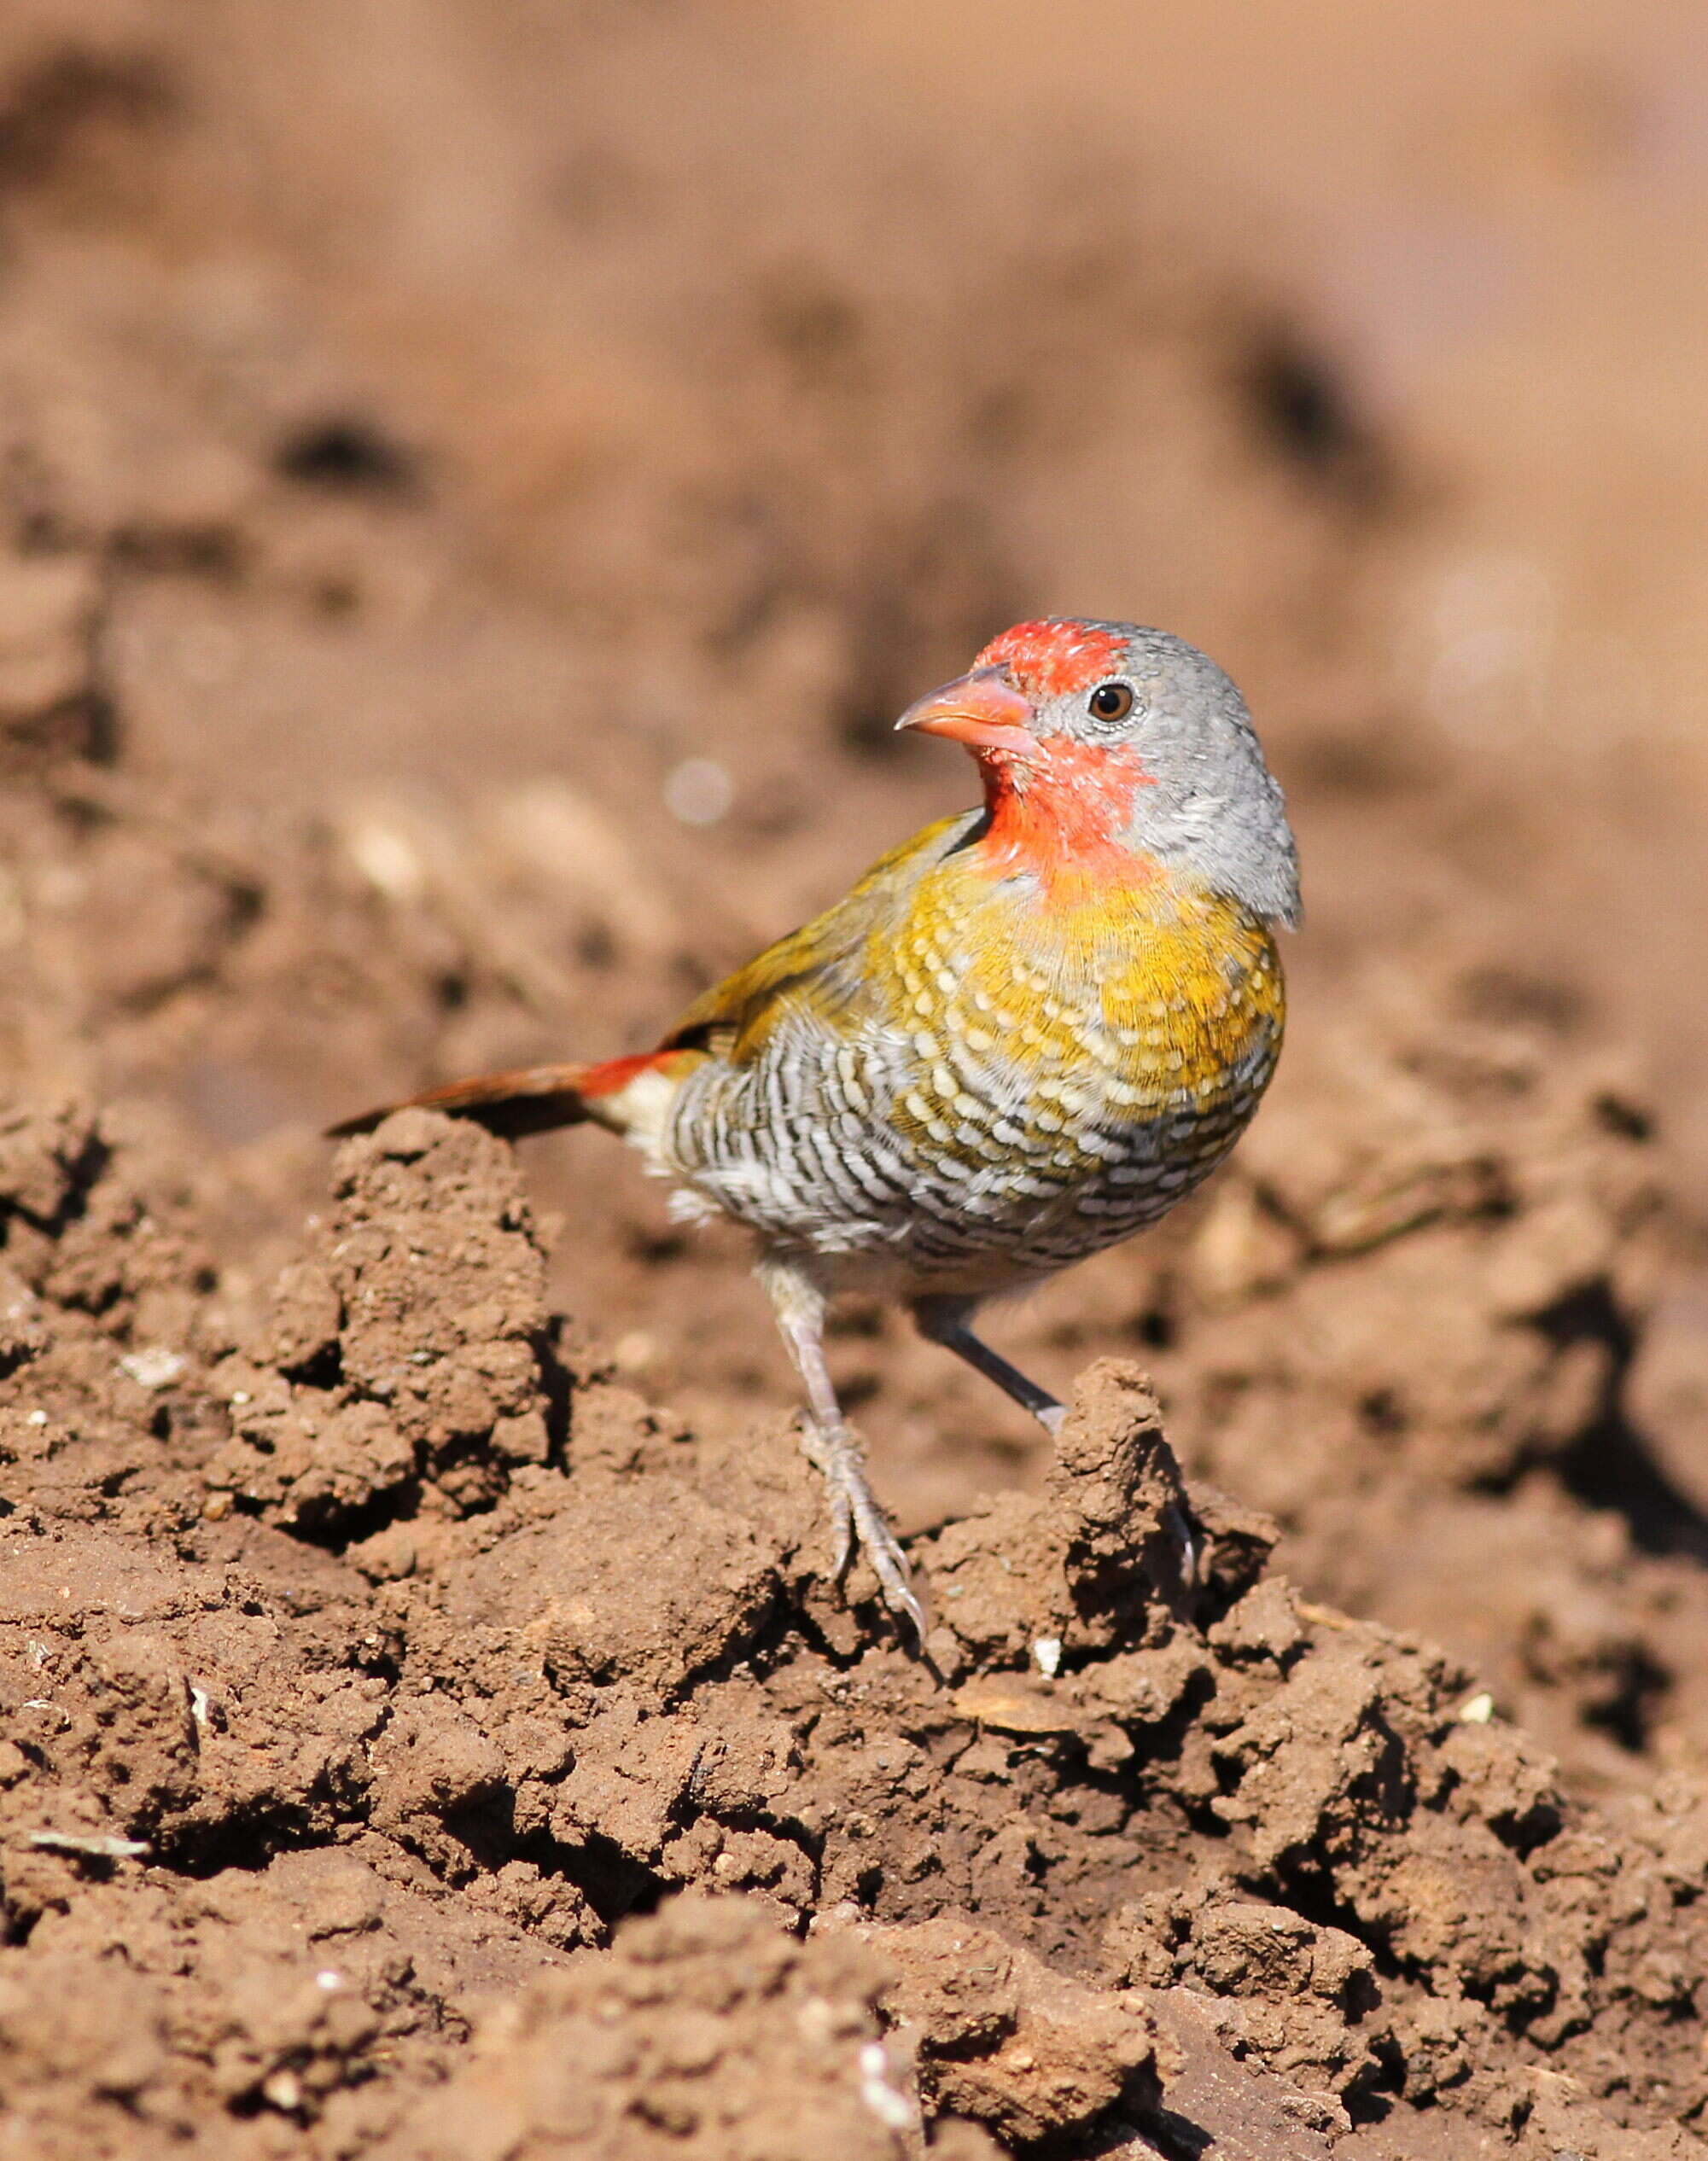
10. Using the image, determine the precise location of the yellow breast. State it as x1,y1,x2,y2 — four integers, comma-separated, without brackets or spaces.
870,855,1284,1122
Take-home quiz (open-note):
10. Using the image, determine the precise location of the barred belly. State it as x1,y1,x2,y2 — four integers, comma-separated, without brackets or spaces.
662,995,1282,1297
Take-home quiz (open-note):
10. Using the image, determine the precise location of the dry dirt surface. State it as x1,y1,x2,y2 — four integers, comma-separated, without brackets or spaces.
4,3,1708,2157
0,1095,1703,2160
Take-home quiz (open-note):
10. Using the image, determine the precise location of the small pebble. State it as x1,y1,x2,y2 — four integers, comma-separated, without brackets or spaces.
120,1348,186,1390
663,757,733,827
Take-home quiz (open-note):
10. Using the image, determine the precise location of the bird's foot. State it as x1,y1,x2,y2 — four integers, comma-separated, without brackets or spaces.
798,1418,930,1646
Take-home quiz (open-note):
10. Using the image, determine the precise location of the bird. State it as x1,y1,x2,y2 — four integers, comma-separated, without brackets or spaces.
332,618,1301,1640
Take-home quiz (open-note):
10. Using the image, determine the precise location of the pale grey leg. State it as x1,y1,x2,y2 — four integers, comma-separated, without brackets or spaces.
912,1294,1197,1583
912,1296,1067,1434
761,1263,928,1642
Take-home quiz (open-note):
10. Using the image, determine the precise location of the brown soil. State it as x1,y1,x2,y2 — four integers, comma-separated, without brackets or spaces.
3,4,1708,2155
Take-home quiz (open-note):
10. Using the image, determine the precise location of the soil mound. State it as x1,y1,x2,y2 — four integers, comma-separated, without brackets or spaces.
3,1100,1705,2156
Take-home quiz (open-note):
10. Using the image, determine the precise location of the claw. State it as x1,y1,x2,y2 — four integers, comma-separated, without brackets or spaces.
1165,1499,1199,1588
847,1481,931,1644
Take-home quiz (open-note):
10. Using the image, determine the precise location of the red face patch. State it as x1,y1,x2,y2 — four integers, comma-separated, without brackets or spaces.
976,619,1129,700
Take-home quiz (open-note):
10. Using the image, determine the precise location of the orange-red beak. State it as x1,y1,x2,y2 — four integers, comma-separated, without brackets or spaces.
895,666,1040,754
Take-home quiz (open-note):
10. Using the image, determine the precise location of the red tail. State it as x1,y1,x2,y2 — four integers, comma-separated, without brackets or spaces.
327,1052,662,1142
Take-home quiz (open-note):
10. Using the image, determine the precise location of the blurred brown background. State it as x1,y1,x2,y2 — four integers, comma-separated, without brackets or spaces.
3,0,1706,1637
8,3,1706,1106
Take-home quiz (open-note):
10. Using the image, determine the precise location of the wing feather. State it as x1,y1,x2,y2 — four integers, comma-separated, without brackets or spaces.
658,809,982,1063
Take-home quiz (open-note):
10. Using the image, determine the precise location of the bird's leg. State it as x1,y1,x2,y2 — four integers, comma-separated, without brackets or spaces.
761,1263,928,1644
911,1296,1068,1435
912,1295,1198,1585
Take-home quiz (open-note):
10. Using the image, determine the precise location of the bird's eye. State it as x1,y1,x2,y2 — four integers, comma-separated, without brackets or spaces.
1087,682,1134,724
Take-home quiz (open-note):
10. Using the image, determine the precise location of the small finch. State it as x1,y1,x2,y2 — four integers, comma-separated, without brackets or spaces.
334,619,1301,1638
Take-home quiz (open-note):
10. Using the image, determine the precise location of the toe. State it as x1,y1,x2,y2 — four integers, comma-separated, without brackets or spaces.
827,1492,854,1580
854,1509,930,1644
1165,1500,1199,1587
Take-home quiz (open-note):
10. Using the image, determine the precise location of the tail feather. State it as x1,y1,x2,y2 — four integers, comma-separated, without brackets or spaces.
327,1061,599,1142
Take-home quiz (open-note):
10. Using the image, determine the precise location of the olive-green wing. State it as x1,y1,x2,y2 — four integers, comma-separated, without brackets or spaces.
658,808,980,1063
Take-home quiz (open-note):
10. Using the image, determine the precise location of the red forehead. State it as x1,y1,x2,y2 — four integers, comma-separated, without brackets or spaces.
976,619,1128,697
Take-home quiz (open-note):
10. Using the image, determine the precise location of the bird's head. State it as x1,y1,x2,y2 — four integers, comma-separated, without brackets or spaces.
896,617,1301,928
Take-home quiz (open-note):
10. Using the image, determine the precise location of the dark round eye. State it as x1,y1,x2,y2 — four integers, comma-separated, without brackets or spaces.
1087,681,1134,724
